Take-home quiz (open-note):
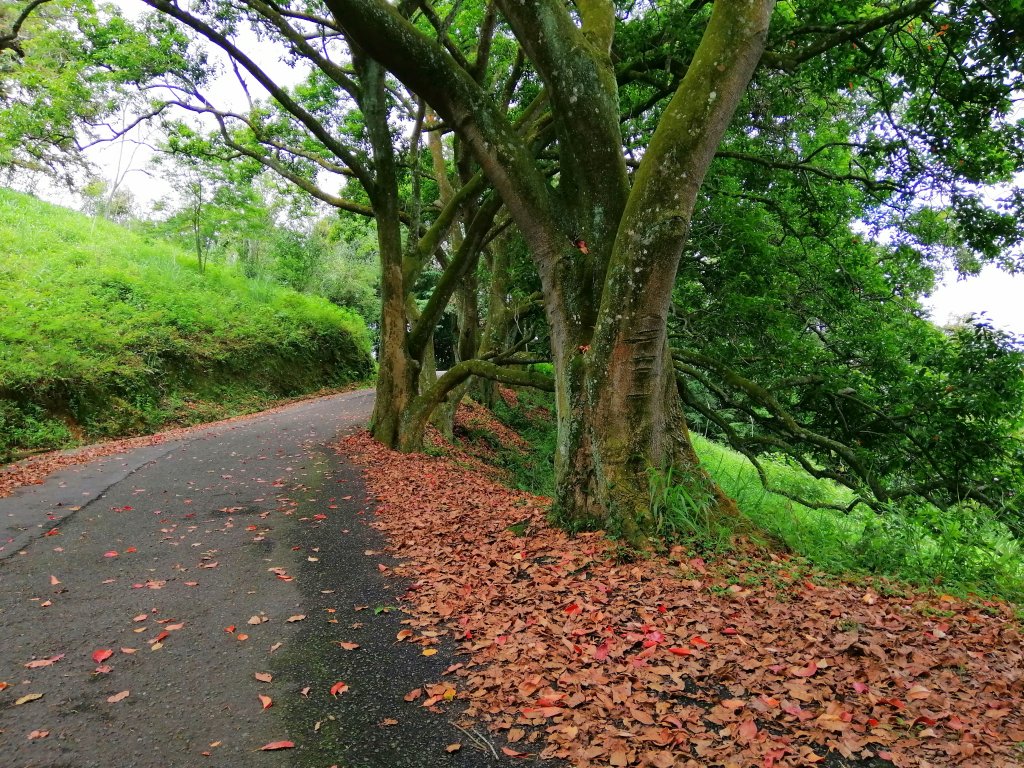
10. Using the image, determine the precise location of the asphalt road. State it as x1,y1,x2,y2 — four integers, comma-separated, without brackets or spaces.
0,390,518,768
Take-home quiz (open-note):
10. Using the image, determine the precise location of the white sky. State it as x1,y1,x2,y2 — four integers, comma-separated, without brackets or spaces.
56,1,1023,337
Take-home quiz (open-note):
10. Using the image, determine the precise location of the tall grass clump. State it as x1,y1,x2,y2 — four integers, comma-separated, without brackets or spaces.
689,434,1024,603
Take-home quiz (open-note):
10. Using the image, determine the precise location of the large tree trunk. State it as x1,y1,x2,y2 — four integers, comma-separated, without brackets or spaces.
331,0,774,539
359,54,416,448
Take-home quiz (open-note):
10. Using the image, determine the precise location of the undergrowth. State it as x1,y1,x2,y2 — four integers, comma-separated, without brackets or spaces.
484,386,1024,603
0,188,373,460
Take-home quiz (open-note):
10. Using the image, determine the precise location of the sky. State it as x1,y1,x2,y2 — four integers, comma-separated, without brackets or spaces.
54,1,1024,338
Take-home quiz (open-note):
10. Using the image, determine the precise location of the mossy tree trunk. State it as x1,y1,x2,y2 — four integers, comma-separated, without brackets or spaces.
331,0,775,540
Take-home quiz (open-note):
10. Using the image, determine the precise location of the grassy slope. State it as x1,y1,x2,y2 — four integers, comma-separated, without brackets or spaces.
0,188,373,458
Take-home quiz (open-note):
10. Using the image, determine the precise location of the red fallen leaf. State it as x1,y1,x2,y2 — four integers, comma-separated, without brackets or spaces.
501,746,528,757
852,681,869,694
124,547,136,553
92,649,113,664
330,681,349,696
103,551,118,558
691,636,710,647
225,625,236,633
151,631,170,644
668,646,693,656
259,741,294,751
258,694,272,710
722,627,738,635
737,718,758,742
790,661,818,677
536,694,566,707
44,528,61,536
594,640,610,661
396,629,413,641
564,603,582,616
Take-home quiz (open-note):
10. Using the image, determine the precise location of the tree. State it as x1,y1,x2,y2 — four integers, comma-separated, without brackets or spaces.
133,0,1023,540
0,0,196,185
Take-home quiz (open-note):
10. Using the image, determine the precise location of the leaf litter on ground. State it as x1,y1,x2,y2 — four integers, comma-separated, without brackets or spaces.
336,402,1024,768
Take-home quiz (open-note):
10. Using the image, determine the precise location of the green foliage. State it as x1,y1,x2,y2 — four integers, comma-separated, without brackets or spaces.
489,389,557,499
0,187,373,459
692,435,1024,604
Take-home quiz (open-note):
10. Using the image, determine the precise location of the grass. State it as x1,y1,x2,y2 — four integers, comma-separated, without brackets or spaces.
485,387,1024,603
0,188,373,459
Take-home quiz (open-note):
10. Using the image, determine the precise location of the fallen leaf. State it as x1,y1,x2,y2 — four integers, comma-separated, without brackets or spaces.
259,694,272,710
446,743,461,753
15,693,43,705
396,629,413,641
103,551,118,558
236,634,249,641
28,730,49,740
92,649,113,664
120,647,138,654
254,672,273,683
336,642,360,651
107,690,130,703
259,740,294,751
330,681,349,696
49,575,60,586
404,688,422,702
24,654,64,669
286,614,306,623
421,648,438,656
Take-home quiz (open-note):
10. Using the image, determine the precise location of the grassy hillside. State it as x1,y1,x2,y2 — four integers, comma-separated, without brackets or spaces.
0,188,373,459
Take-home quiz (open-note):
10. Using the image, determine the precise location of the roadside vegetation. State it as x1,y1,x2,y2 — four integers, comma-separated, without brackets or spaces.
480,387,1024,605
0,188,373,460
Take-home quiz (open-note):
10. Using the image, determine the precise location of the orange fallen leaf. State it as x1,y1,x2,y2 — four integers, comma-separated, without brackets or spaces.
336,642,360,651
236,634,249,641
24,654,64,669
133,614,148,623
330,681,349,696
28,729,49,740
421,648,437,657
259,740,294,751
107,690,130,703
258,694,272,710
254,672,273,683
49,575,60,586
446,743,461,753
286,615,306,623
501,746,527,757
404,688,422,702
396,629,413,641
